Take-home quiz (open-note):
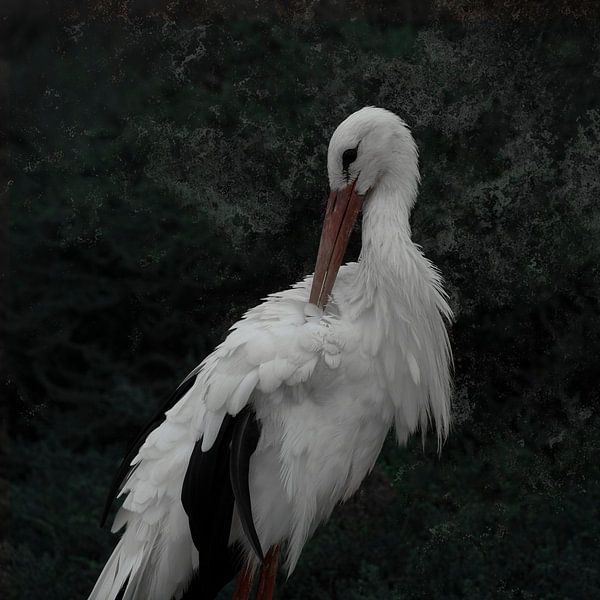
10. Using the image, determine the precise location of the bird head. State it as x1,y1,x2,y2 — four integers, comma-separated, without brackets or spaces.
327,106,419,197
310,106,419,308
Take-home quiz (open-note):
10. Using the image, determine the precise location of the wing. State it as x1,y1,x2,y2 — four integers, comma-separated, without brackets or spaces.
100,373,198,527
95,276,340,599
162,276,338,453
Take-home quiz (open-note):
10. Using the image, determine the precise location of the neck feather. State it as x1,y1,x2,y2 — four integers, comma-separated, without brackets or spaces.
343,178,419,312
362,176,417,268
362,179,413,256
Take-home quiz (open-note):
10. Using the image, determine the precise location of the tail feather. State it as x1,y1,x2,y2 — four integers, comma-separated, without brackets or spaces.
88,536,131,600
121,524,161,600
90,502,194,600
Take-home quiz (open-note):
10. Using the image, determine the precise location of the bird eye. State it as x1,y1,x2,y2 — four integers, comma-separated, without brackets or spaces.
342,147,358,172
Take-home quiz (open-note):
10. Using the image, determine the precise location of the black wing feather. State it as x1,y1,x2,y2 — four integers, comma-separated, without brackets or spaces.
100,373,198,527
230,406,264,562
181,414,242,599
182,415,234,555
180,406,263,598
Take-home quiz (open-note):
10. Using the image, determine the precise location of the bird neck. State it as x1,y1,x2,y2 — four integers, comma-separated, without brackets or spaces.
362,178,414,260
348,179,419,311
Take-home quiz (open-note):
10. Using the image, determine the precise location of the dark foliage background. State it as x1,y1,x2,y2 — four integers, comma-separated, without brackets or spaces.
2,1,600,598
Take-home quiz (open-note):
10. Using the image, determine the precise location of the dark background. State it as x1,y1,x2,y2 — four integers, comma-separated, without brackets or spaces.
2,1,600,598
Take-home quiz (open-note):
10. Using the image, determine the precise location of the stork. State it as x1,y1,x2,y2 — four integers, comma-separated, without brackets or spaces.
89,106,453,600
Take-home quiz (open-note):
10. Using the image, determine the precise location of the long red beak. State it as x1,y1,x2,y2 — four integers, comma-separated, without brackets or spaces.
309,179,366,309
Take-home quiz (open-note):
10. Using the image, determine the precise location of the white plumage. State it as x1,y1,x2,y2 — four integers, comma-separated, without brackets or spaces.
89,107,453,600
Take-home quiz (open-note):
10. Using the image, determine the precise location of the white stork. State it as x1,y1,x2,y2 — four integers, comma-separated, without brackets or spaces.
89,106,453,600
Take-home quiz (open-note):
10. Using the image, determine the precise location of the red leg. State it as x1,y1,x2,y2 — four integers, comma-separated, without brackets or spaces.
255,545,280,600
232,562,255,600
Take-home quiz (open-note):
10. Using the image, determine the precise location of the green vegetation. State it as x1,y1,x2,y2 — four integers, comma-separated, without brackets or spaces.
5,6,600,599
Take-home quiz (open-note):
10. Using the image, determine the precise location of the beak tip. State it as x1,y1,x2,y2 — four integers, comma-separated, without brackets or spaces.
304,302,323,318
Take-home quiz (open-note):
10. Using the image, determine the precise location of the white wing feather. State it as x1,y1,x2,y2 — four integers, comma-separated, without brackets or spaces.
88,276,338,600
